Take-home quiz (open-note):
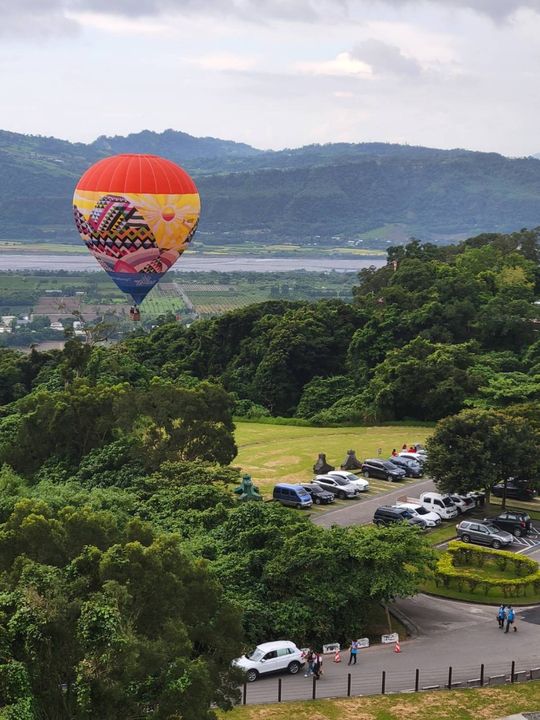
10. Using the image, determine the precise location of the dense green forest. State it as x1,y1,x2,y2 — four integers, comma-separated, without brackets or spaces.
3,128,540,244
1,228,539,718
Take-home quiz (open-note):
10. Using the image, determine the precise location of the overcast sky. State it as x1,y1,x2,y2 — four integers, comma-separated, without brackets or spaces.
2,0,540,154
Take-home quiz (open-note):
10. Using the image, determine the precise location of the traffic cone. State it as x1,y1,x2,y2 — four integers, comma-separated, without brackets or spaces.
334,649,341,663
394,641,401,653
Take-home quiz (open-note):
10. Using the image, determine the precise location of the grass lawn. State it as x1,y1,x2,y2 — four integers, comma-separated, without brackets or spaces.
217,681,540,719
421,576,540,605
234,422,433,496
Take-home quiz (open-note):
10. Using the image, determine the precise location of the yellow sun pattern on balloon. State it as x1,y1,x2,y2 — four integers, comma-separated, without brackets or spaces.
72,189,201,252
129,193,201,250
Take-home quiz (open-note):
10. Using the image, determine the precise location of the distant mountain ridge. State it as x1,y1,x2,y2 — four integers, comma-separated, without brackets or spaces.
1,128,540,247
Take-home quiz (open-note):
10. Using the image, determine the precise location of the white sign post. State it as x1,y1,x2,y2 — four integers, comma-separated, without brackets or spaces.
357,637,370,648
381,632,399,644
322,642,340,655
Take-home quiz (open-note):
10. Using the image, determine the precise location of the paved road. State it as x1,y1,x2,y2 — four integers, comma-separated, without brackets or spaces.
242,594,540,705
312,477,435,528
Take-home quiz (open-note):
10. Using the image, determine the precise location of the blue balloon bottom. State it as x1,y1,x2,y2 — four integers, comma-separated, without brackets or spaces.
107,270,165,306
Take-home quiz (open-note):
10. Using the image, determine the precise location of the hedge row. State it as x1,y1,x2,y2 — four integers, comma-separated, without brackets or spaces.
435,541,540,597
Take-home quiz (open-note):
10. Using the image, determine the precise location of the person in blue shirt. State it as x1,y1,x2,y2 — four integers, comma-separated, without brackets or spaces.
505,606,516,633
497,605,506,629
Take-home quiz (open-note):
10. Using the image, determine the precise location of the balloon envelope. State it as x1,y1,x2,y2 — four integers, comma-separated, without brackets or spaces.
73,154,200,305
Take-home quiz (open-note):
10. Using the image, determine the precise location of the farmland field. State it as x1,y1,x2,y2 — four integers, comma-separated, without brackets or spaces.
234,421,433,496
140,283,185,317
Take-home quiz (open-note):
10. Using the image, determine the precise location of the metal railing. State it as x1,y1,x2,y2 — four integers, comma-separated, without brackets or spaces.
240,659,540,705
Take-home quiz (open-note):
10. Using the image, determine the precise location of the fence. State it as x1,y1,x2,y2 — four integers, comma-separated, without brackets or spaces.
240,658,540,706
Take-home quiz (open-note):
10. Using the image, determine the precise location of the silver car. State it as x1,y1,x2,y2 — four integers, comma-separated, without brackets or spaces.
456,520,513,549
313,474,360,499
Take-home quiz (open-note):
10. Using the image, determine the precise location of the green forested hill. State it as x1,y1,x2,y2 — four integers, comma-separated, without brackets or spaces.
2,128,540,245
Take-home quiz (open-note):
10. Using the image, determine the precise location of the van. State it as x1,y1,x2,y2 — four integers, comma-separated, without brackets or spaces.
419,492,458,520
273,483,313,509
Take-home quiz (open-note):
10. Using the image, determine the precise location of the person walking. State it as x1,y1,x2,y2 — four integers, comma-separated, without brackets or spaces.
348,639,358,665
497,604,506,629
313,652,323,680
505,606,516,633
303,649,314,677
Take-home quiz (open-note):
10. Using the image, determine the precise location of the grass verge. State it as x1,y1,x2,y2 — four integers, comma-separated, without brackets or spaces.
218,681,540,719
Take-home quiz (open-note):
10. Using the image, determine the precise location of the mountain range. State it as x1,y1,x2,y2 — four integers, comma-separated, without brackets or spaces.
2,128,540,248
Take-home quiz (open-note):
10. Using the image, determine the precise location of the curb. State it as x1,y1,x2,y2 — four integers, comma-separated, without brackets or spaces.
387,603,421,639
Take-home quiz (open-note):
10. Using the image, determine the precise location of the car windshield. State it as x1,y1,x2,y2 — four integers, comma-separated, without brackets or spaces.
442,498,454,507
334,477,349,485
382,461,398,470
246,648,264,661
486,526,501,535
345,473,360,482
415,507,429,515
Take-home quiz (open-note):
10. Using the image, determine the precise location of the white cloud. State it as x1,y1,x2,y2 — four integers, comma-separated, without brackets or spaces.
189,53,259,72
297,51,372,77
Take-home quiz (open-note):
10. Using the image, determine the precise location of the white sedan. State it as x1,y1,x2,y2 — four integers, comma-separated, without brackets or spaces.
327,470,369,492
394,502,441,527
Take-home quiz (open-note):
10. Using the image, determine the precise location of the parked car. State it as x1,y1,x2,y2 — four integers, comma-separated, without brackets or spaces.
465,491,486,507
233,641,305,682
491,481,536,501
394,502,441,527
419,492,458,520
388,456,423,478
273,484,313,509
456,520,513,549
489,510,532,537
327,470,369,492
448,494,475,514
373,505,427,529
313,474,360,499
361,459,406,482
398,451,427,466
301,483,335,505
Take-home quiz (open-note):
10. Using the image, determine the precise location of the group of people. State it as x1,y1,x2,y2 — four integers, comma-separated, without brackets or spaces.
391,444,422,456
301,649,324,679
497,604,517,633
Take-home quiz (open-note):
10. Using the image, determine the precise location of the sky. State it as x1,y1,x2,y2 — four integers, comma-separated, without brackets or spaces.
2,0,540,155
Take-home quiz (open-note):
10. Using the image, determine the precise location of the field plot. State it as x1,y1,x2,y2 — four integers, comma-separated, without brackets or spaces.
140,282,185,317
234,422,433,496
33,296,127,321
181,285,267,316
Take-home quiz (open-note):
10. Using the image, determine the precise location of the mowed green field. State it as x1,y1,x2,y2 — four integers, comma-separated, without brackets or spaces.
234,422,433,496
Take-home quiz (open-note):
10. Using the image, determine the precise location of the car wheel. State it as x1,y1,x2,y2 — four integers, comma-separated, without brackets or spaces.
514,528,523,537
461,534,470,543
339,491,346,500
314,497,322,505
288,661,301,675
296,504,303,509
492,540,502,550
246,669,258,683
363,470,370,478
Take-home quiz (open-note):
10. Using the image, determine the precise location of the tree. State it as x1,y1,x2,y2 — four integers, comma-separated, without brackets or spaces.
426,409,540,506
0,501,243,719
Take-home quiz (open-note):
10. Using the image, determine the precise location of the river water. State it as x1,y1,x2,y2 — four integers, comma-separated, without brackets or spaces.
0,254,386,273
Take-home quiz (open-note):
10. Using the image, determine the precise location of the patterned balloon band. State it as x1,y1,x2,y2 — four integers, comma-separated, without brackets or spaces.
73,190,200,305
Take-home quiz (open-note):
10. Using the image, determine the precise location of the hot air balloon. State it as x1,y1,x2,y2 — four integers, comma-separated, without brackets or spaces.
73,154,200,319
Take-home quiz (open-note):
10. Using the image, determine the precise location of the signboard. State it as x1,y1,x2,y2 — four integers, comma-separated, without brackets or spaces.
322,643,340,654
357,637,370,648
381,633,399,644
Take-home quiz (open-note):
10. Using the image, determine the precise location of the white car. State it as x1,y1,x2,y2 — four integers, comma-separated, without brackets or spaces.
394,502,441,527
448,494,475,514
399,452,426,465
327,470,369,492
233,641,305,682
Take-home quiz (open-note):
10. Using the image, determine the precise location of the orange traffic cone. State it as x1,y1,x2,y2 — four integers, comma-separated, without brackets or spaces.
334,649,341,663
394,641,401,653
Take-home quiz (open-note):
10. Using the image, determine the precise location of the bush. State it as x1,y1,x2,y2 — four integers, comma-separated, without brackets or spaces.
434,541,540,598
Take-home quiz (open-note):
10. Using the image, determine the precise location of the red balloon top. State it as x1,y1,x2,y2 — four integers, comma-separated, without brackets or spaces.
76,154,198,194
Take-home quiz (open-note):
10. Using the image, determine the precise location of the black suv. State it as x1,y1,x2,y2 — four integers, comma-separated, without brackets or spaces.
362,459,406,482
300,483,335,505
492,481,536,501
387,456,423,478
489,511,532,537
373,506,426,529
